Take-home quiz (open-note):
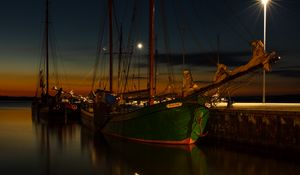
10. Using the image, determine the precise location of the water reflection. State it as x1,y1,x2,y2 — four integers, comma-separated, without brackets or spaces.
1,103,299,175
32,113,208,175
202,143,300,175
81,127,208,175
32,115,300,175
32,114,84,175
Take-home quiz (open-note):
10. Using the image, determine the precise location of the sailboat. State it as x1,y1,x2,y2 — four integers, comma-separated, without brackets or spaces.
32,0,65,118
92,0,279,144
80,91,96,129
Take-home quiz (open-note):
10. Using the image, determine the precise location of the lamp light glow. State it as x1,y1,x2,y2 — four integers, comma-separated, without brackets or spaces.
261,0,270,5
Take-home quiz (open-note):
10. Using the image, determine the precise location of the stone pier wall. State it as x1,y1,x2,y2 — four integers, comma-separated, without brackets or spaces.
206,109,300,154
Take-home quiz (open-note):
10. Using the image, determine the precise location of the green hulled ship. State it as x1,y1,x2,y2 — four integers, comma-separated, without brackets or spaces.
97,98,209,144
92,0,279,145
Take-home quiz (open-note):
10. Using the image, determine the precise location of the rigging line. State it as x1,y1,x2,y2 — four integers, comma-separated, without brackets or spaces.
181,0,218,66
35,25,45,97
205,0,250,44
48,26,56,86
119,0,142,93
223,0,254,41
99,43,108,88
98,54,109,90
112,0,120,39
117,25,123,93
131,7,145,92
49,24,61,88
217,70,260,97
123,44,134,93
189,0,218,53
171,0,187,96
114,1,133,92
93,1,108,91
172,0,187,68
131,73,136,91
50,23,69,90
159,0,175,86
92,5,108,91
100,51,109,87
47,1,65,90
115,0,130,24
190,0,250,67
121,0,138,93
129,45,137,91
227,72,259,96
41,30,47,89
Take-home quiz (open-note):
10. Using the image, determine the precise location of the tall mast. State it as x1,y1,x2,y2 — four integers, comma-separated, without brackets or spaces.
217,35,220,65
149,0,155,105
155,34,158,95
45,0,49,99
109,0,113,93
117,25,123,93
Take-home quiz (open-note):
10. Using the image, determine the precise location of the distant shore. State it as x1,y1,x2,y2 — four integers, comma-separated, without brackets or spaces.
0,96,35,101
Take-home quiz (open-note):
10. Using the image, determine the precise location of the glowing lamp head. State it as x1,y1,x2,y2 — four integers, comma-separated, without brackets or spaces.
261,0,270,5
137,43,143,49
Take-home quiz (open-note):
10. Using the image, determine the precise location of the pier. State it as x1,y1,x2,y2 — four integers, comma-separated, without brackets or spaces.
206,103,300,156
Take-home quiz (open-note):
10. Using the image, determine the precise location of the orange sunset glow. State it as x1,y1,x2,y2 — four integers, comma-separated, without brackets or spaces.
0,0,299,100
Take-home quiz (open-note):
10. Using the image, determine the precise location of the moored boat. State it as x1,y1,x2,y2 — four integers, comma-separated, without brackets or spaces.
31,0,66,119
81,99,96,130
98,97,208,144
92,0,279,145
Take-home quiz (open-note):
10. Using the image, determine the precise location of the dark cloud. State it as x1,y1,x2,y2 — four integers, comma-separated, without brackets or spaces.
272,69,300,78
130,51,254,70
155,51,251,67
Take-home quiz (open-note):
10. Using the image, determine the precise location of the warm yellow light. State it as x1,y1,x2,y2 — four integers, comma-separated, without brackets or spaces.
261,0,270,5
137,43,143,49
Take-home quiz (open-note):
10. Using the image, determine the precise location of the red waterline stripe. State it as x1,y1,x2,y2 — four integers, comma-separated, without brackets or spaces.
102,132,196,145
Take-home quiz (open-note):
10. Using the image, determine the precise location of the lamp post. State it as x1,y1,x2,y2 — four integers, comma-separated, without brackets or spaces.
261,0,270,103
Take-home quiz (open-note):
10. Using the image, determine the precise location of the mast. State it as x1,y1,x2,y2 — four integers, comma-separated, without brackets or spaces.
109,0,113,93
217,35,220,65
149,0,155,105
155,34,158,95
117,25,123,93
45,0,49,101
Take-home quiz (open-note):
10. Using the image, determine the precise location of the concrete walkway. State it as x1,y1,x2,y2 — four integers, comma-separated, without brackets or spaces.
214,102,300,112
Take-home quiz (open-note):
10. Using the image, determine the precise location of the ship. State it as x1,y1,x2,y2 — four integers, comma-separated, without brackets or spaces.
32,0,65,118
91,0,279,144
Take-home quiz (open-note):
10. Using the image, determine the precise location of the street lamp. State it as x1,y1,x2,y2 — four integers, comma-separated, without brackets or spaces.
261,0,270,103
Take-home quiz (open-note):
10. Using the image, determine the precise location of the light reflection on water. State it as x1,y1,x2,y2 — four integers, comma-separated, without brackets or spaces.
0,101,299,175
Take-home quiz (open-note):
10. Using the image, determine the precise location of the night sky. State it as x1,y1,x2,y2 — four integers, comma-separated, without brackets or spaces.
0,0,299,98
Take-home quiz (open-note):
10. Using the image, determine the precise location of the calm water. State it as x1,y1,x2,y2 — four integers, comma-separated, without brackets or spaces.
0,101,299,175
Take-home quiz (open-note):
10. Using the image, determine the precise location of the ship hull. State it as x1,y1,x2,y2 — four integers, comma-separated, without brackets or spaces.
32,100,65,119
80,103,95,130
96,100,209,145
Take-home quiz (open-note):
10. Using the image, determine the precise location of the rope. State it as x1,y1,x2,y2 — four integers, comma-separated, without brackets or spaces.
92,5,107,91
158,0,175,93
223,0,254,41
